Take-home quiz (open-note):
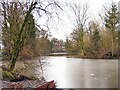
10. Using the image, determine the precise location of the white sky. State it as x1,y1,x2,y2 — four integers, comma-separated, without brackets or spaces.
37,0,120,41
0,0,119,41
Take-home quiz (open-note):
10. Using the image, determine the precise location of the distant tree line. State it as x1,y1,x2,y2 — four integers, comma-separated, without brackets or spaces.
65,2,119,59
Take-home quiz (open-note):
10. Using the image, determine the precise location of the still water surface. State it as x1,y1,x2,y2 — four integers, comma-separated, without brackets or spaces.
14,56,118,88
40,56,118,88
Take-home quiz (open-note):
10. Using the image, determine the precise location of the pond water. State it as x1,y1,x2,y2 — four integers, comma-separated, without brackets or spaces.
5,56,118,88
40,56,118,88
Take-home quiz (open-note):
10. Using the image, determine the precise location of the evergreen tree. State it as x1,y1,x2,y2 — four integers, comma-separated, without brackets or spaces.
91,23,101,53
104,2,118,56
87,21,101,58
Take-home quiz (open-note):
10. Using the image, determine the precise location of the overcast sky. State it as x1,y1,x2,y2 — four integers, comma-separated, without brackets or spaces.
36,0,119,41
0,0,119,41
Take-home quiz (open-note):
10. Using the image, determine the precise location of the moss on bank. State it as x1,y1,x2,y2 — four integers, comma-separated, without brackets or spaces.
1,66,39,82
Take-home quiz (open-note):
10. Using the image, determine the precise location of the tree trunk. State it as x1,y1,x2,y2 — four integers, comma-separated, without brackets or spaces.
111,38,114,57
81,29,84,57
10,43,20,71
111,31,115,57
9,2,37,71
10,57,17,71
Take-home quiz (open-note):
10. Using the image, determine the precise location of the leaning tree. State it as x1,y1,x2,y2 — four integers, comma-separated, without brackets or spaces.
1,0,62,71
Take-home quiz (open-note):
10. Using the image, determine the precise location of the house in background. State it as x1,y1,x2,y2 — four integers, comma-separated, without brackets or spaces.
51,38,65,53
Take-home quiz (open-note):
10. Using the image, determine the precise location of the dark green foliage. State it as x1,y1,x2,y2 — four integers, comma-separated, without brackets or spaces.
91,23,101,52
24,14,36,46
105,4,118,29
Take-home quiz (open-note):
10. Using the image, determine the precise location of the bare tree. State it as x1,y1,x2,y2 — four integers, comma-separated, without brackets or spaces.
69,2,89,57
